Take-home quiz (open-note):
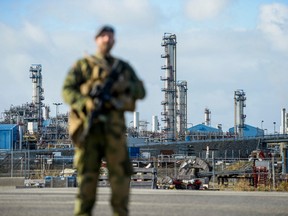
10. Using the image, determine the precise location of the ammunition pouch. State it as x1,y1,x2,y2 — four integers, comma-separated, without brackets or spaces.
68,109,85,147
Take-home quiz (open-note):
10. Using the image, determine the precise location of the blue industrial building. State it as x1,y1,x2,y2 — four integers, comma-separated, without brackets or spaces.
186,123,264,139
187,124,222,133
185,124,223,141
229,124,264,137
0,124,19,150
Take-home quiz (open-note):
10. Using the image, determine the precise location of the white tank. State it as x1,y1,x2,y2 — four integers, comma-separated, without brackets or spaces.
28,122,38,134
43,105,50,120
133,112,139,132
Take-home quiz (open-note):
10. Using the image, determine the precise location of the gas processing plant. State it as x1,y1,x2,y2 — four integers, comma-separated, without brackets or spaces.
1,32,288,146
1,33,288,190
1,32,288,148
1,64,69,149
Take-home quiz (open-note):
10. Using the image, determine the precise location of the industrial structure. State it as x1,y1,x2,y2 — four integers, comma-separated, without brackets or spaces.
0,35,288,191
1,64,48,139
29,64,45,135
234,89,246,137
160,33,187,141
0,64,69,149
0,36,274,150
204,108,211,126
151,115,159,132
281,108,288,134
176,81,188,138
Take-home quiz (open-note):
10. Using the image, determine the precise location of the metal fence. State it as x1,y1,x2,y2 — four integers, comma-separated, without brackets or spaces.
1,148,287,190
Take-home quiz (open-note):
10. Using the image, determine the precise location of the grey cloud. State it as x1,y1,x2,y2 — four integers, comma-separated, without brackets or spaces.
258,3,288,51
184,0,233,21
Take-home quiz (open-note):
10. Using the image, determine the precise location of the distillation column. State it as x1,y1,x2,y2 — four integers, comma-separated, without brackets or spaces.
204,108,211,126
176,81,187,138
234,89,246,137
29,64,45,134
161,33,177,141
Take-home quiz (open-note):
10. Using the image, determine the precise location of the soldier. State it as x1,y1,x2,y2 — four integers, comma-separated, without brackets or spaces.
62,25,146,216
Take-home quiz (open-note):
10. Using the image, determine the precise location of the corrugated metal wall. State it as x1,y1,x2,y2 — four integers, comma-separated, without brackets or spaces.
0,124,19,150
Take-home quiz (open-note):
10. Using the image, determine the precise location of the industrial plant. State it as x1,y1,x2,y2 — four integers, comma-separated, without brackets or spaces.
0,33,288,191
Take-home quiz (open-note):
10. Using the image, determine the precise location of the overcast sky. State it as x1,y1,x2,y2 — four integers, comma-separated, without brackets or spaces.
0,0,287,133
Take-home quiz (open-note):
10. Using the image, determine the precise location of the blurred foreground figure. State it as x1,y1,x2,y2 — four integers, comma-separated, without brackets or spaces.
62,25,146,216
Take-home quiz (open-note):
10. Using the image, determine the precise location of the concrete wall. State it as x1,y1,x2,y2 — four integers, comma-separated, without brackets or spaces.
0,177,24,187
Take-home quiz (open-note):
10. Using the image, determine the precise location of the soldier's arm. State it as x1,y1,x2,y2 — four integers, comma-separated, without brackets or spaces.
62,60,88,112
125,62,146,100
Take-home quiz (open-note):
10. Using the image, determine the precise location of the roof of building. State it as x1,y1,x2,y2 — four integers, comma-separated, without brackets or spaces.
187,124,222,133
229,124,264,137
0,124,18,130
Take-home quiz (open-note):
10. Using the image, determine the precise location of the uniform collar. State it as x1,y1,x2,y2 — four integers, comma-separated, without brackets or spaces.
95,52,112,60
95,52,114,65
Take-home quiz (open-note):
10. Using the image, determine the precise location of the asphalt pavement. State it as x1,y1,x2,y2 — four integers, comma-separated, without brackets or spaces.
0,187,288,216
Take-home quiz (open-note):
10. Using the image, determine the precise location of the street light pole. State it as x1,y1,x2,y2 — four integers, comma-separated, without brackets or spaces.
53,103,62,141
261,120,264,130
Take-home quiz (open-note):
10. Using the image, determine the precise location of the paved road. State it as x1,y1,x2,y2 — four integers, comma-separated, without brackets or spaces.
0,187,288,216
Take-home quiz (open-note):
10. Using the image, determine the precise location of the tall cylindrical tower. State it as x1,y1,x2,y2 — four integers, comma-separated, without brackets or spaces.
176,81,187,137
204,108,211,126
234,89,246,137
29,64,44,132
160,33,177,141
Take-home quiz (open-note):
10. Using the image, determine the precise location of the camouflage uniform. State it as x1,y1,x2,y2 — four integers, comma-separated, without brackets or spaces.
62,53,145,216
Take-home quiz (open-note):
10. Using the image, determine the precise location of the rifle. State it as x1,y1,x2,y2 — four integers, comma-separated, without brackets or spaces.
79,59,123,142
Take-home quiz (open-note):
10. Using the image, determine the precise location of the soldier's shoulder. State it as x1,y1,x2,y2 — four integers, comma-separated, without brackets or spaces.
113,56,134,70
71,57,90,69
77,57,90,65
